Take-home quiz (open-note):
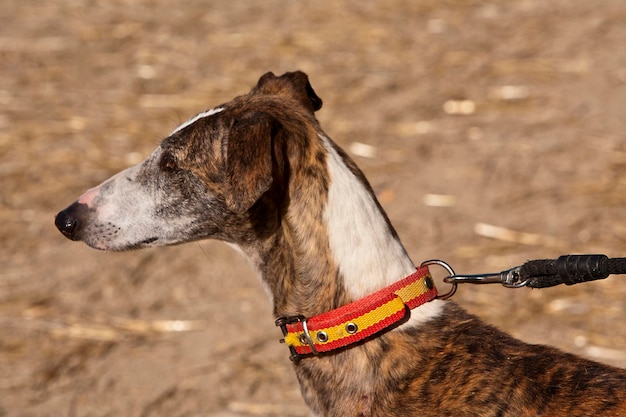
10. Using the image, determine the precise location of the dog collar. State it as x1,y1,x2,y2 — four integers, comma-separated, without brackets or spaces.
275,266,437,361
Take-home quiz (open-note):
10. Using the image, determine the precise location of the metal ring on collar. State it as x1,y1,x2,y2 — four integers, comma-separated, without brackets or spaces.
420,259,457,300
301,319,319,355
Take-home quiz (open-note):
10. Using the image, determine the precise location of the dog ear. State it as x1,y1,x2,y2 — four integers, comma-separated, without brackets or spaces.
224,112,275,213
255,71,323,113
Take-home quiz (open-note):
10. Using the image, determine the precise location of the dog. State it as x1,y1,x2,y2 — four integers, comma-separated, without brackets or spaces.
56,71,626,416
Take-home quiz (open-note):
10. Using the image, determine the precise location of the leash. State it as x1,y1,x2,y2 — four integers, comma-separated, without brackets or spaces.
425,254,626,299
276,254,625,360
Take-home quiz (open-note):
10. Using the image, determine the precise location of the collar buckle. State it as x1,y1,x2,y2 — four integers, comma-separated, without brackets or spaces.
275,315,305,361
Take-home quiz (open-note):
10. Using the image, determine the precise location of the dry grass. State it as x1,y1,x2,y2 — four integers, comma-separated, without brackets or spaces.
1,0,626,415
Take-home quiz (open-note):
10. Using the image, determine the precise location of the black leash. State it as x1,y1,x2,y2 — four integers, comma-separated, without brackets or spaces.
521,255,626,288
422,255,626,299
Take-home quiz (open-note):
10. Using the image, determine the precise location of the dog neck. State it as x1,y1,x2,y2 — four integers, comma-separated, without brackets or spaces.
237,132,442,327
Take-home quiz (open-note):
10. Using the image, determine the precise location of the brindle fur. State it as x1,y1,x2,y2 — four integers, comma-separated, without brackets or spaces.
56,72,626,416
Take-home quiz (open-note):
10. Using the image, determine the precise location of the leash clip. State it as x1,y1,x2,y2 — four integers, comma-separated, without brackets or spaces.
420,260,530,299
443,266,528,288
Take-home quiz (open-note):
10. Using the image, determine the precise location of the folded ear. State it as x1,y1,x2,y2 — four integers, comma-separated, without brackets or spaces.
224,112,275,213
254,71,323,113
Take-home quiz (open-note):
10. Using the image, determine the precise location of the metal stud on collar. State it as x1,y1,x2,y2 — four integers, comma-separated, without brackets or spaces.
345,322,358,334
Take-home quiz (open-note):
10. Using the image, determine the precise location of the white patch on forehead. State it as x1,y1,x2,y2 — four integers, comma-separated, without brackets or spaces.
320,134,443,327
171,107,225,135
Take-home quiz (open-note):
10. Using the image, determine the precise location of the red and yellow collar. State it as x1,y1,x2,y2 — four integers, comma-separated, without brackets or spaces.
275,266,437,360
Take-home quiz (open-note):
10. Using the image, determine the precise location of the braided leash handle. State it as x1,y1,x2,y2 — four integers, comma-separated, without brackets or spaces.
521,255,626,288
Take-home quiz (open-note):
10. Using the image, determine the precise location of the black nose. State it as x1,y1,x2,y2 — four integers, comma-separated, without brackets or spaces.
55,202,88,240
55,209,77,238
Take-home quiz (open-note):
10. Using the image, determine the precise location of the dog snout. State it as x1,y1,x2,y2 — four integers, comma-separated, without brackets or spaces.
55,202,89,241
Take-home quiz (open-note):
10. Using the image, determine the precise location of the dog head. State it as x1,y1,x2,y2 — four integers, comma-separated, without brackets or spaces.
55,71,324,251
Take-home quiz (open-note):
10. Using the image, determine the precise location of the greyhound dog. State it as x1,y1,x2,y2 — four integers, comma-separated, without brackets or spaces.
56,71,626,416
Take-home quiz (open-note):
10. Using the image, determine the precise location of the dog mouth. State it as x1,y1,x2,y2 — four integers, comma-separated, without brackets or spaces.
139,237,159,245
84,236,160,251
123,236,159,250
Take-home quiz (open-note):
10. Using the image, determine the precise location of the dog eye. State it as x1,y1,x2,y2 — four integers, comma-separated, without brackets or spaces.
160,153,179,172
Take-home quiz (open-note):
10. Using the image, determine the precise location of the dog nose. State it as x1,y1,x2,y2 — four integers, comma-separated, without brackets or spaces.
55,209,79,239
55,202,87,240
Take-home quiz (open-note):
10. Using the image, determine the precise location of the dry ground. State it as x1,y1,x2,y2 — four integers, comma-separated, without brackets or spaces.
1,1,626,416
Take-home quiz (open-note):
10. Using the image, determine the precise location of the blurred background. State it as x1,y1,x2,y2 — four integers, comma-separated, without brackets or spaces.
1,0,626,415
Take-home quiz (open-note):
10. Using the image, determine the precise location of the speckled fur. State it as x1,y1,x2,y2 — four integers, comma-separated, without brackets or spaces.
56,72,626,416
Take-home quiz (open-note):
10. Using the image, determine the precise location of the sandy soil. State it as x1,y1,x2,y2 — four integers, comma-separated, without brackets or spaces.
1,1,626,416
